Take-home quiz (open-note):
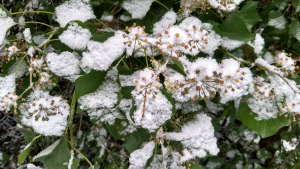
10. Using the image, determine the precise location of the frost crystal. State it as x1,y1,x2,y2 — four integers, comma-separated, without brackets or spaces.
47,52,81,76
55,0,96,27
122,0,155,19
59,22,92,50
166,113,219,158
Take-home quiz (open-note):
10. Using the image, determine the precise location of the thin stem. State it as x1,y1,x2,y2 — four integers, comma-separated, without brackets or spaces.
69,92,76,148
73,147,94,168
165,140,173,152
208,9,224,22
283,4,292,16
48,39,59,42
169,120,182,127
122,60,131,70
145,48,148,67
116,55,126,68
154,0,169,11
218,47,252,65
11,11,56,15
17,22,55,30
15,55,27,76
94,19,112,32
94,127,119,169
112,7,122,15
154,141,157,157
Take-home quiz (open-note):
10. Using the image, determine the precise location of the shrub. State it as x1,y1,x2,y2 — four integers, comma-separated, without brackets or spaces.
0,0,300,168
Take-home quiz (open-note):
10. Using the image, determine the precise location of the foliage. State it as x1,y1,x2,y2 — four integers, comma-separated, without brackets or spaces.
1,0,300,169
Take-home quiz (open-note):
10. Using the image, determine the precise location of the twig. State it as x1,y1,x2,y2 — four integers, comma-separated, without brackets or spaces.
94,126,119,169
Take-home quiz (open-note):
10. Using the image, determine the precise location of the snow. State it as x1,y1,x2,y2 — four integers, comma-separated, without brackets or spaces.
9,59,27,78
264,52,274,63
129,141,155,169
24,28,32,44
81,31,125,71
120,14,132,22
0,74,16,96
67,150,74,169
268,16,286,30
59,22,92,50
100,12,113,22
55,0,96,27
221,37,245,50
166,113,219,158
122,0,155,19
33,34,47,46
27,163,43,169
253,34,265,56
0,7,15,46
282,139,298,152
20,89,70,136
131,68,173,132
46,52,81,76
153,10,177,35
208,0,243,12
78,68,122,124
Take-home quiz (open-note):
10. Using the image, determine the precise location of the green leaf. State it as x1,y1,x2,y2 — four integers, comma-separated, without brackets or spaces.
125,128,150,153
75,70,107,99
117,66,134,75
18,135,41,165
190,163,203,169
268,10,282,19
40,0,55,23
238,100,290,138
289,22,300,42
90,32,115,42
0,4,12,17
23,129,35,144
239,1,262,25
105,119,128,139
2,60,16,75
294,0,300,13
218,14,254,42
129,98,136,122
293,162,300,169
33,138,71,169
161,89,175,116
0,152,9,163
217,105,230,122
121,86,135,99
170,59,186,76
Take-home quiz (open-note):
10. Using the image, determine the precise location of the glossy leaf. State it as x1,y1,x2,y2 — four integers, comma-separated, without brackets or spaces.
75,70,107,99
238,101,290,138
218,14,254,42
